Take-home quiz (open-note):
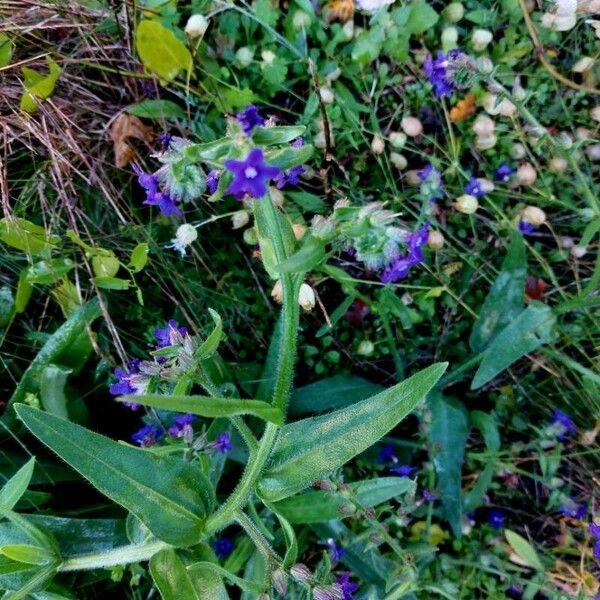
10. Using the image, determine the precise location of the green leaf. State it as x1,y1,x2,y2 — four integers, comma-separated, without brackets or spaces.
465,8,496,26
471,303,556,389
194,309,223,361
129,243,149,272
25,259,74,285
127,99,187,120
92,254,120,278
0,285,15,327
265,143,313,171
4,300,101,419
0,34,13,68
470,232,526,352
504,530,544,571
91,276,131,290
470,411,500,452
20,57,61,113
15,405,214,547
39,365,72,419
119,394,283,425
0,459,35,510
275,236,326,274
15,272,33,314
188,562,263,595
407,3,439,34
271,477,414,524
251,126,306,146
0,545,54,566
289,374,383,416
0,218,59,257
258,363,447,501
427,392,468,538
135,20,192,82
2,562,58,600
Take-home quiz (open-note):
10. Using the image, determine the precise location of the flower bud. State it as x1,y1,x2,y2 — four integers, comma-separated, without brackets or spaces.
472,29,493,52
472,115,495,137
510,142,527,159
232,210,250,230
586,143,600,161
270,187,285,207
427,230,445,250
320,86,335,104
185,14,209,38
548,156,567,174
401,116,423,137
571,245,587,258
292,223,307,240
271,279,283,303
516,162,537,186
357,340,375,356
454,194,479,214
371,134,385,155
173,223,198,252
314,131,326,149
442,2,464,22
477,56,494,74
313,585,344,600
292,10,312,29
513,78,527,101
475,134,497,150
272,568,288,598
290,563,313,583
441,26,458,52
236,47,254,67
243,227,258,245
404,169,422,186
478,178,495,193
311,215,335,240
483,93,516,117
390,152,408,170
572,56,594,73
576,126,593,140
521,205,546,226
591,105,600,122
298,283,316,311
389,131,407,148
557,131,574,149
261,49,276,64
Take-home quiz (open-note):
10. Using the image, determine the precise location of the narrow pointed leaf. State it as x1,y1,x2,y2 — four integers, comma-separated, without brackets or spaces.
15,405,213,547
505,530,544,571
257,363,447,501
0,458,35,510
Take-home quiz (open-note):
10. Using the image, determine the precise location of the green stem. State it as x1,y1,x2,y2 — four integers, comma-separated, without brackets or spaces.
59,541,168,572
236,510,281,563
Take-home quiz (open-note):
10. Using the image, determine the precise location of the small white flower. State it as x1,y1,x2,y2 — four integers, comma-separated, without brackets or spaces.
232,210,250,230
236,47,254,67
169,224,198,256
472,29,493,52
356,0,396,12
298,283,316,311
185,14,209,38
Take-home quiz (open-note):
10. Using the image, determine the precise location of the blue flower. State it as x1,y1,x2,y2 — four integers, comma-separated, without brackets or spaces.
210,432,232,454
131,424,163,447
159,132,172,147
418,164,445,201
168,413,195,437
391,465,417,477
381,222,429,284
275,164,306,188
213,537,234,559
326,538,345,562
236,105,265,135
110,359,143,409
422,489,438,502
336,572,358,600
488,509,505,530
378,444,397,464
559,499,587,520
550,410,576,440
206,170,220,194
518,220,536,235
464,176,486,198
423,50,463,98
133,164,182,217
590,522,600,560
224,149,281,200
494,163,516,182
154,320,188,349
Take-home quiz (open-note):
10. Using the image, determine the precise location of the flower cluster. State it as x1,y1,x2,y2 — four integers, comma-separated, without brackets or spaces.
133,163,182,217
381,222,429,284
549,409,577,441
424,49,464,98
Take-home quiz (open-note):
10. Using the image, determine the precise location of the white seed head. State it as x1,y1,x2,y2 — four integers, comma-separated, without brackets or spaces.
571,245,588,258
548,156,567,174
232,210,250,230
521,205,546,226
401,116,423,137
298,283,316,311
389,131,407,148
576,126,593,140
472,114,495,137
510,142,527,159
390,152,408,170
261,49,276,64
516,162,537,186
405,169,422,186
270,187,285,207
371,134,385,154
482,94,516,117
292,10,312,29
427,230,445,250
472,29,493,52
185,14,209,38
454,194,479,214
236,47,254,67
325,67,342,83
560,236,574,249
320,86,335,104
474,134,497,150
175,224,197,246
442,2,464,22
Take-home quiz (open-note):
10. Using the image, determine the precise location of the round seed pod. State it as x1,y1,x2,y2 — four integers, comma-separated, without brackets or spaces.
390,152,408,170
454,194,479,214
401,116,423,137
516,162,537,186
371,134,385,155
521,205,546,226
472,115,495,137
427,230,445,250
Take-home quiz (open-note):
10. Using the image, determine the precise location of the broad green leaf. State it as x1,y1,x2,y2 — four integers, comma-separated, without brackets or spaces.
505,530,544,571
20,57,62,113
92,254,120,278
127,99,187,120
39,365,71,419
470,411,500,452
25,259,74,285
119,394,283,425
407,3,439,34
128,242,149,272
465,8,496,26
471,303,556,389
15,405,214,546
289,374,383,416
258,363,447,501
0,34,13,68
4,300,101,419
470,232,526,352
0,218,59,257
271,477,414,524
2,562,58,599
194,309,223,361
427,392,468,538
275,236,326,274
0,459,35,510
251,126,305,146
265,143,313,171
91,276,131,290
135,20,192,82
0,545,54,566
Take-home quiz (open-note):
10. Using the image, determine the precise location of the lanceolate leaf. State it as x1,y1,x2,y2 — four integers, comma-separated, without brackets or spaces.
505,530,544,571
118,395,283,425
251,126,306,145
275,236,326,274
427,392,468,538
257,363,447,502
15,405,214,547
0,458,35,510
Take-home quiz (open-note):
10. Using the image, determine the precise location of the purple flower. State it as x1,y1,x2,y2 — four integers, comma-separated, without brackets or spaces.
422,489,438,502
550,410,576,440
326,538,345,562
391,465,417,477
224,148,281,200
590,522,600,560
464,176,486,198
131,424,163,447
518,220,536,235
206,170,220,194
494,163,516,182
110,359,142,409
418,164,445,201
213,537,234,559
559,499,587,520
159,132,172,147
154,320,188,349
378,444,398,464
488,509,505,530
275,164,306,188
336,572,358,600
236,105,265,134
381,222,429,284
133,164,182,217
210,431,232,454
168,413,195,437
423,49,463,98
